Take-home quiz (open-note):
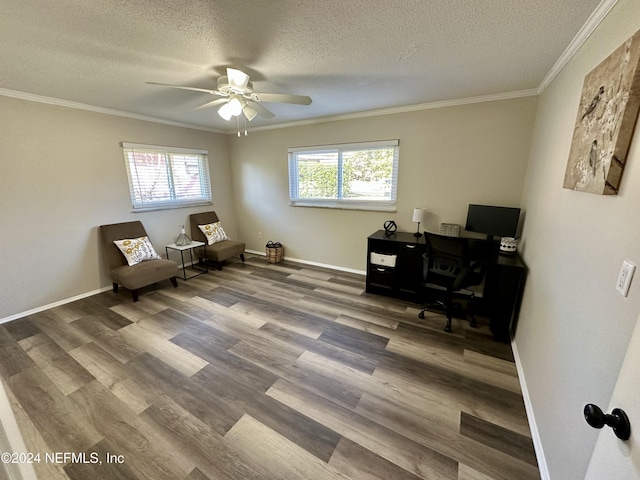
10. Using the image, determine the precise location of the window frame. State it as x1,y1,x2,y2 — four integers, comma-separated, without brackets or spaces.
288,140,399,212
122,142,212,212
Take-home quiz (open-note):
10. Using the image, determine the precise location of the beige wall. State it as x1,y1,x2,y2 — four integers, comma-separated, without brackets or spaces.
0,90,537,318
229,97,538,271
517,0,640,478
0,96,232,320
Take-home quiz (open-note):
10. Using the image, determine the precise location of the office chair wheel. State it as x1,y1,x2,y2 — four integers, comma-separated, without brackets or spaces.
469,315,478,328
418,310,425,319
444,321,452,333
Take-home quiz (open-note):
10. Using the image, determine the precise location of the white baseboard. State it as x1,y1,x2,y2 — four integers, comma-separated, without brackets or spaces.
245,249,366,276
511,338,550,480
0,286,112,325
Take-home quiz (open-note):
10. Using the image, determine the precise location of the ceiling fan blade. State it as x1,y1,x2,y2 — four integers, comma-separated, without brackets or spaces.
194,98,229,110
247,101,275,119
227,68,250,92
252,92,312,105
146,81,222,95
242,103,258,121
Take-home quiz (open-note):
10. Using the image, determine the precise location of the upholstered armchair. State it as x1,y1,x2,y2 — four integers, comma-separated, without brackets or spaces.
99,221,178,301
189,211,245,270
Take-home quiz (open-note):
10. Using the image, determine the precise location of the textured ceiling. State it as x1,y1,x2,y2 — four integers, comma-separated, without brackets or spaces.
0,0,607,132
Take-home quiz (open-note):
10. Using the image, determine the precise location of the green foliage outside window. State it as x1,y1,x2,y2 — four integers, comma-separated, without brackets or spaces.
296,148,394,200
297,156,338,199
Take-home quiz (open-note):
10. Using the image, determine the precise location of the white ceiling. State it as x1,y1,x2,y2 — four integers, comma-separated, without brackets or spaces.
0,0,609,133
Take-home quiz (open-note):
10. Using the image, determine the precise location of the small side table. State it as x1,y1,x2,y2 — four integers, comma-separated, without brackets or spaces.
165,241,208,280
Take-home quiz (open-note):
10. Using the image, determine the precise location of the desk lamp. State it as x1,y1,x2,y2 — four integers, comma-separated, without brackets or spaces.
412,208,425,237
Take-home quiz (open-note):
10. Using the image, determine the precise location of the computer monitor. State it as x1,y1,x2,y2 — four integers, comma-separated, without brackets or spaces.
465,204,520,240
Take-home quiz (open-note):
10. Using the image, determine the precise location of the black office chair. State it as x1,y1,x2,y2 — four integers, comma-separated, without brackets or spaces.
418,232,488,333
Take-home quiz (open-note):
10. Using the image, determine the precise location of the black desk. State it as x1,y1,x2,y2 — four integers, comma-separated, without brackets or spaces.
366,230,526,342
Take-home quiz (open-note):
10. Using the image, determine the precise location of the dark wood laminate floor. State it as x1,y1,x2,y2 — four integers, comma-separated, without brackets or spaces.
0,255,539,480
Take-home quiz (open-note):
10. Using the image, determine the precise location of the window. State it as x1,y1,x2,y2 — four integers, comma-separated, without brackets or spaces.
122,142,212,211
288,140,399,211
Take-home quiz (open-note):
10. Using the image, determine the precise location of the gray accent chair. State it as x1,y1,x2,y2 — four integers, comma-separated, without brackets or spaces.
99,221,178,302
189,211,245,270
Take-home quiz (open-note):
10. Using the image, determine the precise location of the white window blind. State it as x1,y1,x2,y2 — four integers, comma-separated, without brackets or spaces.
122,142,212,212
288,140,399,211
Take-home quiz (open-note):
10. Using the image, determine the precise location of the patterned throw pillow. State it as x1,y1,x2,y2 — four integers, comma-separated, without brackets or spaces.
198,222,229,245
113,236,161,266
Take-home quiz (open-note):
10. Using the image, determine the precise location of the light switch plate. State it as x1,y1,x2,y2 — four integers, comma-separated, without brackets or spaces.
616,260,636,297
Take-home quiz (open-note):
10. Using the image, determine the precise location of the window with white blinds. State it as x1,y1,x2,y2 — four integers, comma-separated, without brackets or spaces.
122,142,212,212
288,140,399,211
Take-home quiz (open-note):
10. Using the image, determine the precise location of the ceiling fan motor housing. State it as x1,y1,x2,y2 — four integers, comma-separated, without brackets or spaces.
217,76,254,96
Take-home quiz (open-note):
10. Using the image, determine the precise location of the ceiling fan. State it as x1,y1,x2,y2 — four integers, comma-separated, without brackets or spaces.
147,68,312,124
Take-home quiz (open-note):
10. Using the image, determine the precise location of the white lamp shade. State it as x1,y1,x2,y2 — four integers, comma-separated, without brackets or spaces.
412,208,425,223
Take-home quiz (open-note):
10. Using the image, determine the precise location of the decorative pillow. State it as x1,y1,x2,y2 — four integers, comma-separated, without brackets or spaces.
198,222,229,245
113,236,161,266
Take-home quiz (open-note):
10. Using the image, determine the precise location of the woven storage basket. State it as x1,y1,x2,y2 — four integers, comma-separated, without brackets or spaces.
439,223,461,237
266,241,284,264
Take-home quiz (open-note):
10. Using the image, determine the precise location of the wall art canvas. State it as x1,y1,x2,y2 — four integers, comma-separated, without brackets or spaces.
563,29,640,195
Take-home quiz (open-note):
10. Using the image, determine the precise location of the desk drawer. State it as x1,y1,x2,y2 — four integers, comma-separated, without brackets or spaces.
370,252,397,268
368,265,396,291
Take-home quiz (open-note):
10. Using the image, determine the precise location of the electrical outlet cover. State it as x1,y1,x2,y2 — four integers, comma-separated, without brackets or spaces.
616,261,636,297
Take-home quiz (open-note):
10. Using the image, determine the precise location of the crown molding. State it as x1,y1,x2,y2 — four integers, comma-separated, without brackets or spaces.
0,86,539,136
236,88,540,134
538,0,619,93
0,88,225,133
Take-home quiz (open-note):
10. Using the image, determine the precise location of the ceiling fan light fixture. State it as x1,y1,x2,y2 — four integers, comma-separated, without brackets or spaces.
218,96,243,121
227,97,243,116
218,102,234,121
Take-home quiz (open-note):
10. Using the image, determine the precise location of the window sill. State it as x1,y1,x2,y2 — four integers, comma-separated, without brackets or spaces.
289,200,396,212
131,201,213,213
